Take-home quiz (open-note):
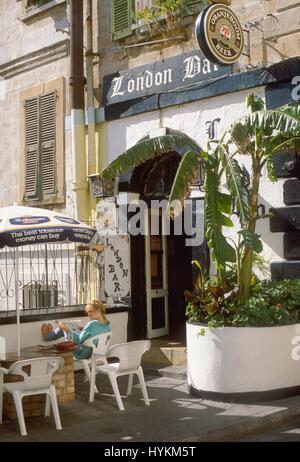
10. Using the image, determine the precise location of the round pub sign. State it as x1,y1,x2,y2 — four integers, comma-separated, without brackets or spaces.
195,3,244,66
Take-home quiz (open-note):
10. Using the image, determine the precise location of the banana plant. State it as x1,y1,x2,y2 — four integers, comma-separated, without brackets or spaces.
223,96,300,302
101,96,300,305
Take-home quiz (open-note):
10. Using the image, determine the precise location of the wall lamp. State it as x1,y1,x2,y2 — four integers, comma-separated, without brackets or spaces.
87,174,115,198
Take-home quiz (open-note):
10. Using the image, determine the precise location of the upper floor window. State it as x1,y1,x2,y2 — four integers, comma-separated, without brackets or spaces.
18,0,66,22
19,78,65,206
111,0,208,41
26,0,53,7
24,92,57,201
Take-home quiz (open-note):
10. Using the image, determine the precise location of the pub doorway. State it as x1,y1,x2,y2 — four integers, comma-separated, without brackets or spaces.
122,142,208,342
144,206,194,341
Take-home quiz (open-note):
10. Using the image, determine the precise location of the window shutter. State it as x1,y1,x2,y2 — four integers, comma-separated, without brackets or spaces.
112,0,134,41
24,97,39,200
183,0,209,16
40,92,57,196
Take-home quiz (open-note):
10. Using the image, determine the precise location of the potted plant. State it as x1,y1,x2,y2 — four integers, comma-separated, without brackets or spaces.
134,0,184,36
101,95,300,399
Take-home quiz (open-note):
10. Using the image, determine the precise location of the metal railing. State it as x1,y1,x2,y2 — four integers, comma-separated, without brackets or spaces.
0,243,103,316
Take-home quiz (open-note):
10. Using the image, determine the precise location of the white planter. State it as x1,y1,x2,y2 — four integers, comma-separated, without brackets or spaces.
186,321,300,397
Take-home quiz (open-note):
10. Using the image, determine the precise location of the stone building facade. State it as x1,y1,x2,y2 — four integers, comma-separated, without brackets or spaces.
1,0,299,210
0,0,71,211
93,0,300,341
0,0,129,351
97,0,300,104
0,1,300,344
1,0,299,215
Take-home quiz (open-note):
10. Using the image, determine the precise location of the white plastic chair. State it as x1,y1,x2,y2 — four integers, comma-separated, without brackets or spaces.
90,340,151,411
74,331,112,402
0,336,6,360
0,356,64,436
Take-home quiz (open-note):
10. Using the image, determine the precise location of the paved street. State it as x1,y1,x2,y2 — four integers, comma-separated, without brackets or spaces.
234,418,300,442
2,371,300,442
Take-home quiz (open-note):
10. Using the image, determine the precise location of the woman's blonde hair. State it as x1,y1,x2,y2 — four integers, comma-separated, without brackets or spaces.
86,299,109,324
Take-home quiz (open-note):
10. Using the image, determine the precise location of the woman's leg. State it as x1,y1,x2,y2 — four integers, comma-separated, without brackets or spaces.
47,327,65,341
41,324,64,341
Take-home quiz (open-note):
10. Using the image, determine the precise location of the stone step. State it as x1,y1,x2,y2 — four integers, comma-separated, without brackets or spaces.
142,339,187,367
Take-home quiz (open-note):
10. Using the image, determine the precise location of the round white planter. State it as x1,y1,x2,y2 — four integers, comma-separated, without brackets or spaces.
187,321,300,398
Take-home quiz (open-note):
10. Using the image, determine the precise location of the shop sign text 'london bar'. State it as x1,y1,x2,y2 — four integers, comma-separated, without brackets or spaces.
103,50,231,105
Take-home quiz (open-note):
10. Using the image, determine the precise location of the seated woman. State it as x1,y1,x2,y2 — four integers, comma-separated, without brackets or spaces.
41,300,111,360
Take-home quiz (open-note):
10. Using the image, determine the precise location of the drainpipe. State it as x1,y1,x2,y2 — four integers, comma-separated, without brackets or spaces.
70,0,89,222
85,0,96,176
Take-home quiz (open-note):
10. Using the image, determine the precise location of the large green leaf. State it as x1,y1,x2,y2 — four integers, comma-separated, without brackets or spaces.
205,168,236,264
246,103,300,133
101,134,201,179
246,94,265,112
230,123,255,155
167,150,201,217
218,146,250,226
265,132,300,154
239,229,263,254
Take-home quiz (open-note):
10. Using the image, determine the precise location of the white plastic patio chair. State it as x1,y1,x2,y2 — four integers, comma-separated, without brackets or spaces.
0,336,6,360
74,331,112,402
90,340,151,411
0,356,64,436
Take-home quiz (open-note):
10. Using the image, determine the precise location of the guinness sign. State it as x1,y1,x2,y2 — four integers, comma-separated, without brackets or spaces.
195,4,244,66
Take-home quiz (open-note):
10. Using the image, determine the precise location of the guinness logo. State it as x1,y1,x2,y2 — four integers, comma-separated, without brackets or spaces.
195,4,244,66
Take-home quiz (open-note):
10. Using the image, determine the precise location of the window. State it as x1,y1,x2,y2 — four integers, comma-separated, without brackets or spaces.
111,0,208,41
25,0,53,7
112,0,135,41
24,92,56,200
20,78,65,205
18,0,66,23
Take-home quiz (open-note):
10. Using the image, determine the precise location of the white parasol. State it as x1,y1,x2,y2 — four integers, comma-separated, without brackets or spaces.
0,205,96,355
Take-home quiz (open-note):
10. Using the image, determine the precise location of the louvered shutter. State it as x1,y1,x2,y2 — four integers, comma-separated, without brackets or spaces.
183,0,209,16
112,0,134,41
24,97,39,200
40,92,57,196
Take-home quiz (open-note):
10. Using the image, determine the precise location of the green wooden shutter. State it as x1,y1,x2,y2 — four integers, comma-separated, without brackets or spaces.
183,0,209,16
40,92,57,196
24,97,39,200
112,0,134,41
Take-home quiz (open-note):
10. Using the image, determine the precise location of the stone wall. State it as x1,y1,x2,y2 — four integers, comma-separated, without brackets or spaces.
0,0,71,211
1,1,299,207
97,0,300,105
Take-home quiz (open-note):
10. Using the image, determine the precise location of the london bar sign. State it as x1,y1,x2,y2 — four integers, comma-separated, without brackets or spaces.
103,50,231,106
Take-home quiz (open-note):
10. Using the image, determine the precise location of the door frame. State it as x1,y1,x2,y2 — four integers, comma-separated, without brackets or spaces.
144,207,169,338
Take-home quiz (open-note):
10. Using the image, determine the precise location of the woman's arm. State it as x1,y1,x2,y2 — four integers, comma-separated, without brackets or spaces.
58,322,69,333
69,323,92,345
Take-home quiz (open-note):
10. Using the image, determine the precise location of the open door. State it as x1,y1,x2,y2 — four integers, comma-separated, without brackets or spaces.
145,208,169,338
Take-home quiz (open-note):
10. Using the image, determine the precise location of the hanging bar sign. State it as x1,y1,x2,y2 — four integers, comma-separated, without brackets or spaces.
195,3,244,66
